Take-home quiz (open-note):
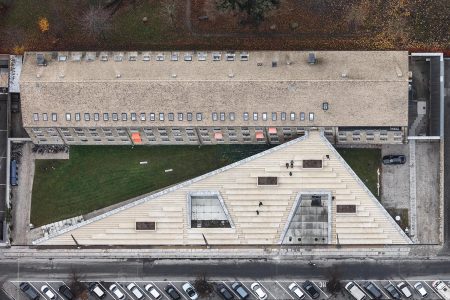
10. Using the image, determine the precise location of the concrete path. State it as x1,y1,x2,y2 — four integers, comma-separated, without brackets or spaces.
11,143,34,245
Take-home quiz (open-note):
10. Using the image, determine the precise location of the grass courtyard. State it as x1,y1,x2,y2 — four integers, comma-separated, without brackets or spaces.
337,148,381,198
31,144,271,226
31,144,381,226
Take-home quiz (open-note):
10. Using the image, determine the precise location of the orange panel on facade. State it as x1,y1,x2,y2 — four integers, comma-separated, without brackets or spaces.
131,132,142,143
255,132,264,139
268,127,277,134
214,132,223,139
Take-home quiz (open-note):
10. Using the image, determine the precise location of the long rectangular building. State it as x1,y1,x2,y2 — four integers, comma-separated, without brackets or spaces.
19,51,409,145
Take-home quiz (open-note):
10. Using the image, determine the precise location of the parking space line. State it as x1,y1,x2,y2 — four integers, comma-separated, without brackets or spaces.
28,282,47,300
98,282,116,299
353,282,373,300
133,283,150,300
168,281,188,300
146,281,170,300
222,281,242,299
294,282,311,300
241,282,260,299
44,282,65,300
257,281,276,300
311,281,329,298
275,281,294,299
115,282,135,300
371,282,390,299
423,281,443,299
404,280,416,295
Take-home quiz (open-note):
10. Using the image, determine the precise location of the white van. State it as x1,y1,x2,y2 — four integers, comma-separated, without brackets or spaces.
345,282,367,300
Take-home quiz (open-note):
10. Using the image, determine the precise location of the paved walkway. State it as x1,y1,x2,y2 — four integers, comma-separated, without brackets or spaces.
409,140,417,242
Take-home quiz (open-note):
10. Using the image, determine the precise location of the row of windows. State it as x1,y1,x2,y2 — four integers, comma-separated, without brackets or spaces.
32,112,316,122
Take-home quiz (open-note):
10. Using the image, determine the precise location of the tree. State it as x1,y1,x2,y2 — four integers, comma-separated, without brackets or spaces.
80,5,112,39
161,0,177,27
38,17,50,33
216,0,279,24
69,269,89,300
326,268,342,296
193,274,213,298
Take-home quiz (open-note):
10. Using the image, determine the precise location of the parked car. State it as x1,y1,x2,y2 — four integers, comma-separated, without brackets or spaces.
165,284,181,300
432,280,450,300
302,281,320,299
144,284,162,300
413,282,428,298
250,283,267,300
345,282,366,300
383,155,406,165
231,282,249,300
20,282,40,300
384,283,402,299
88,282,106,299
216,284,234,300
58,285,74,300
182,282,198,300
397,282,412,298
109,284,126,300
288,283,305,299
127,283,144,300
41,285,57,300
363,281,382,299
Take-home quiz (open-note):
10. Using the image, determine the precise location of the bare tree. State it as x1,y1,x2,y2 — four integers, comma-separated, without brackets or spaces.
80,5,112,39
193,274,213,298
326,268,342,297
216,0,279,24
161,0,177,27
69,269,89,300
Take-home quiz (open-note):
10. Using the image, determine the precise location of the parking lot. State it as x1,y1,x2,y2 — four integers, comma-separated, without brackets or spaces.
7,279,450,300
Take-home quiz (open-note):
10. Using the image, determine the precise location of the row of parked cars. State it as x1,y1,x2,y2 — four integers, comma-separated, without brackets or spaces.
345,280,450,300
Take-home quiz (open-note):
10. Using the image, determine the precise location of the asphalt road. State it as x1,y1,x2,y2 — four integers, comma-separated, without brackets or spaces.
1,258,450,282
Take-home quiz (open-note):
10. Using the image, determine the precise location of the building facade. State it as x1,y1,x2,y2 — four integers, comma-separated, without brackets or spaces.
19,51,409,145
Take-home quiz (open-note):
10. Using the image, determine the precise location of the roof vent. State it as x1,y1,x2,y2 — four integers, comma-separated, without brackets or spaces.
272,61,277,68
226,53,235,61
36,53,46,66
197,52,207,61
100,52,108,61
156,53,165,61
58,53,67,62
257,62,263,66
171,52,179,61
142,52,151,61
322,102,329,111
116,73,121,78
212,52,221,61
341,72,347,78
308,53,317,64
128,52,138,61
85,52,96,61
228,72,234,78
172,73,177,78
240,52,249,61
114,52,124,62
184,53,193,61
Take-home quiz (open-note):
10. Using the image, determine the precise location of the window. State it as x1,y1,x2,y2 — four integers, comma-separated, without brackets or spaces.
212,112,218,121
159,113,164,121
196,113,202,121
290,112,296,121
131,113,136,121
112,113,118,121
323,102,329,111
65,113,71,121
243,112,249,121
171,52,178,61
220,112,225,121
262,112,267,121
121,113,127,121
84,113,90,121
212,52,221,61
94,113,99,121
156,53,165,61
187,112,193,121
149,113,155,121
184,53,192,61
178,113,183,121
226,53,235,61
337,205,356,213
197,52,207,61
258,177,278,186
168,113,174,121
303,159,323,168
140,113,146,121
51,113,57,122
33,113,39,121
103,113,109,121
229,112,235,121
43,113,48,121
309,112,314,121
253,113,258,121
135,221,156,230
75,113,80,121
240,52,249,61
300,112,305,121
142,54,151,61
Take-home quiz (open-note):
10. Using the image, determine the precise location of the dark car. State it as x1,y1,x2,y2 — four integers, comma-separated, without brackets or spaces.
382,155,406,165
165,284,181,300
58,285,74,300
363,282,382,299
384,283,401,299
20,282,40,300
301,281,320,299
231,282,249,300
217,284,234,300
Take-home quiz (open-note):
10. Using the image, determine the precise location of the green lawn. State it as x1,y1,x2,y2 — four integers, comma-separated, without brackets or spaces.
31,144,271,226
337,148,381,198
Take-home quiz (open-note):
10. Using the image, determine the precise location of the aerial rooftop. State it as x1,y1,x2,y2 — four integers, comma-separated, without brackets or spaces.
20,51,409,128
